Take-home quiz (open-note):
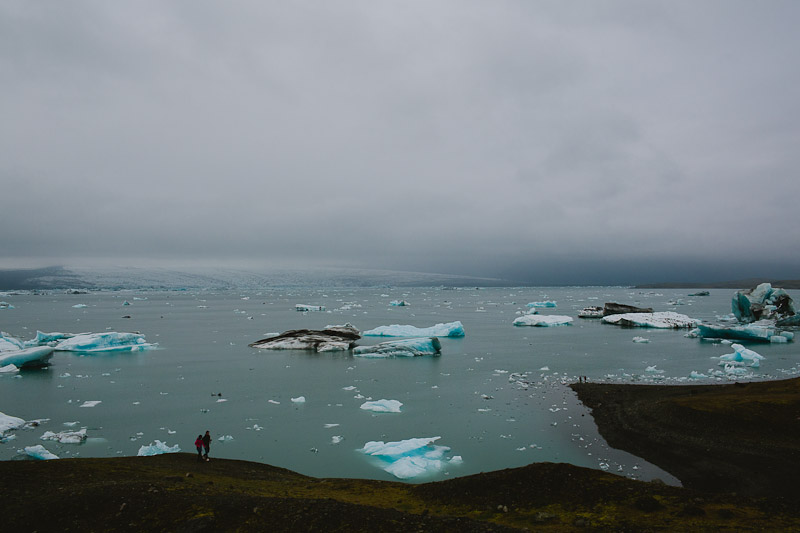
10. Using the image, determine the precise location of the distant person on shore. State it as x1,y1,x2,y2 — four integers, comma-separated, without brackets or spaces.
202,430,211,461
194,435,204,461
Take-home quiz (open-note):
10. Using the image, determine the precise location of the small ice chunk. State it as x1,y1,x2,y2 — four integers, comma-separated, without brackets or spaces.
24,444,59,460
331,435,343,444
0,364,19,373
80,401,101,408
689,371,708,379
632,337,650,343
360,399,403,413
389,300,408,306
218,435,234,441
324,423,340,428
72,304,88,308
41,428,87,444
137,440,181,456
291,396,306,403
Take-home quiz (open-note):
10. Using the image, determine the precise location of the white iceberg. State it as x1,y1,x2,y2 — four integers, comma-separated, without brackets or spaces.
353,337,441,358
526,301,557,308
41,428,87,444
578,306,604,318
0,364,19,373
291,396,306,403
718,343,765,368
296,304,325,312
0,346,54,368
602,312,699,329
360,399,403,413
512,315,572,327
80,401,102,408
1,411,26,435
72,304,88,308
24,445,59,460
55,332,156,353
0,334,24,352
362,321,465,338
358,436,459,479
137,440,181,456
632,337,650,343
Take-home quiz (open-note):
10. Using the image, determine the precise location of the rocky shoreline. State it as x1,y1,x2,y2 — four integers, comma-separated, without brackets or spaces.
4,378,800,531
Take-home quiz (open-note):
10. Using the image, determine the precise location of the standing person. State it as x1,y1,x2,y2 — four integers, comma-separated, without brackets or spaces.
194,435,204,461
202,430,211,461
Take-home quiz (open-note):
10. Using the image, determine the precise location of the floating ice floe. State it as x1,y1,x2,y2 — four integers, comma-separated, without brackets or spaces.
362,321,465,338
389,300,408,306
693,322,793,343
249,325,360,352
578,306,604,318
218,435,234,442
295,304,325,312
360,399,403,413
72,304,88,308
512,315,573,327
41,428,87,444
526,301,557,308
602,312,699,329
0,346,54,368
353,337,441,358
1,411,26,438
0,301,14,309
291,396,306,403
24,445,59,460
358,436,460,480
137,440,181,456
55,332,156,353
632,337,650,343
80,401,101,408
0,364,18,373
717,343,764,368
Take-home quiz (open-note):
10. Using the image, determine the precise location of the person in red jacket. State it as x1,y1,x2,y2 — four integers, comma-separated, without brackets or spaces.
194,435,204,461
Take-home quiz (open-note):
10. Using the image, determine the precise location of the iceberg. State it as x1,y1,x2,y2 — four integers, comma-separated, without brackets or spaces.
249,325,360,353
689,291,710,297
512,315,573,327
526,301,557,308
718,343,765,368
0,301,14,309
137,440,181,456
25,331,74,346
362,321,465,338
578,306,604,318
0,334,24,352
24,445,59,460
55,332,156,353
0,364,19,373
689,371,708,379
360,399,403,413
1,411,26,436
353,337,441,358
602,312,699,329
389,300,408,306
41,428,87,444
603,303,653,316
358,436,459,479
732,283,795,323
694,322,792,343
0,346,54,368
295,304,325,312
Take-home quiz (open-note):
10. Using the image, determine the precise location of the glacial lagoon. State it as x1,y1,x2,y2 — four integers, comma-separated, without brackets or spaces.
2,286,799,483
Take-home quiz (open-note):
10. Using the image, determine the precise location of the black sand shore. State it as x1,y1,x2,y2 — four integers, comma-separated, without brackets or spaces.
5,378,800,531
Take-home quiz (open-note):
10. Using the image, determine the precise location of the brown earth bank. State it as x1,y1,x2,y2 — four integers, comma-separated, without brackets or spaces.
4,453,800,532
571,376,800,499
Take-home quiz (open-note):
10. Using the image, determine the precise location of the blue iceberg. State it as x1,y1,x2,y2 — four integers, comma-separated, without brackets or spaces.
0,346,55,368
353,337,441,358
358,436,460,479
55,332,157,353
718,343,765,368
526,301,557,308
362,321,465,338
694,323,793,343
24,445,59,460
137,440,181,456
732,283,796,323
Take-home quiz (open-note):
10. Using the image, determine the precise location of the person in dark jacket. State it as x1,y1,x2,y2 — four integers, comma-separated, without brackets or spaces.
202,430,211,461
194,435,204,461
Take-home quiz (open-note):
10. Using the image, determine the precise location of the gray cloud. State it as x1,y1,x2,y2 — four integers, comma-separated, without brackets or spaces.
2,1,799,283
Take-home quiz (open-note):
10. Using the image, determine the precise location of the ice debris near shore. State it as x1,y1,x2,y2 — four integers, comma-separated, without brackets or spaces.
55,332,157,353
41,428,87,444
732,283,795,323
249,324,360,352
358,436,461,479
717,343,764,369
360,399,403,413
137,440,181,456
353,337,441,358
602,312,699,329
362,321,465,338
24,445,59,460
513,315,573,327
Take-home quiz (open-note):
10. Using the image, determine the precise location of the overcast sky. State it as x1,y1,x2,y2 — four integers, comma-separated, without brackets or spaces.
2,1,799,284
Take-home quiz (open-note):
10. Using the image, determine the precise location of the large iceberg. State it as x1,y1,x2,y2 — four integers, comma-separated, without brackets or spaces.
55,332,156,353
250,324,360,352
602,312,699,329
353,337,441,358
358,436,460,480
526,301,557,308
360,399,403,413
732,283,795,323
603,303,654,316
694,322,793,343
362,321,465,338
24,445,59,460
512,315,573,327
718,343,765,368
137,440,181,456
0,346,54,368
1,411,26,436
